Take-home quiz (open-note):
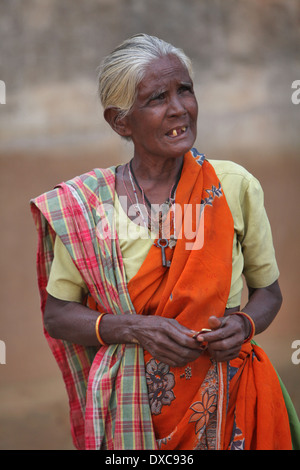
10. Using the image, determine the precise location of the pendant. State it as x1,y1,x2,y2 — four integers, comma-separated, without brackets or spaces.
169,234,177,249
156,238,171,268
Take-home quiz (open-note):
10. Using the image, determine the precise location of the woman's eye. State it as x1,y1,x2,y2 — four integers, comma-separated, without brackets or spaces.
179,85,193,94
152,92,165,101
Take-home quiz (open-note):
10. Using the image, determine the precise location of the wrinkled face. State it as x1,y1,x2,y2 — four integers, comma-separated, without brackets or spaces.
123,54,198,161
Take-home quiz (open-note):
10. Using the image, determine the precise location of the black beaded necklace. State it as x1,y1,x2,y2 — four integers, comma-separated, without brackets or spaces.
128,159,184,267
129,158,183,209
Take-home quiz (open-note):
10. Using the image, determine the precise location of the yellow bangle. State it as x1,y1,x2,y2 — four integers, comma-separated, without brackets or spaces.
95,313,108,346
229,311,255,343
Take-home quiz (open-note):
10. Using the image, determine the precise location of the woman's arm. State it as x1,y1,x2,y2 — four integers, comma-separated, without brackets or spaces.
197,280,283,362
45,280,282,365
242,279,283,334
44,294,100,346
44,293,206,367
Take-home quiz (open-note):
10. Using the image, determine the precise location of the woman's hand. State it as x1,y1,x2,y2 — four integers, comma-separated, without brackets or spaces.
194,314,248,362
194,281,283,362
101,314,206,368
44,295,209,367
45,280,283,366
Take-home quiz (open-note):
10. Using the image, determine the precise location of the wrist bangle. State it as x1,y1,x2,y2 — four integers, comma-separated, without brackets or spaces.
229,311,255,343
95,313,108,346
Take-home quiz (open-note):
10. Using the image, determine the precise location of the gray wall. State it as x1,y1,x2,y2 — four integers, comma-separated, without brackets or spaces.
1,0,299,157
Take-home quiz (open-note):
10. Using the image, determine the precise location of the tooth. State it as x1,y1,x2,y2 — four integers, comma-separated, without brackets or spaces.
172,129,178,136
182,126,186,132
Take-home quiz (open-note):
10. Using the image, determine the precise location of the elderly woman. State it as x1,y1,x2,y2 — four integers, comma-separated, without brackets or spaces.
31,34,299,450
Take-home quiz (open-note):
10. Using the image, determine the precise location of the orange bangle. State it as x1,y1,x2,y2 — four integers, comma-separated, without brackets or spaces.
229,311,255,343
95,313,108,346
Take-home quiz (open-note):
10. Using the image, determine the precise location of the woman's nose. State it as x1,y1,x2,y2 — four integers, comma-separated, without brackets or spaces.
167,94,186,116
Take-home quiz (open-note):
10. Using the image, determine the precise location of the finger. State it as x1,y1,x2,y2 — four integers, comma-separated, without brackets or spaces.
151,345,203,367
208,345,241,362
145,332,201,365
206,325,245,360
198,316,233,344
163,337,205,361
165,321,204,350
208,316,222,330
195,316,223,342
139,317,196,350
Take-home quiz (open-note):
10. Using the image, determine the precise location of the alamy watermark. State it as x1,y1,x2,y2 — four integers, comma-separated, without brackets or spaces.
291,80,300,105
291,340,300,365
95,197,205,251
0,340,6,364
0,80,6,104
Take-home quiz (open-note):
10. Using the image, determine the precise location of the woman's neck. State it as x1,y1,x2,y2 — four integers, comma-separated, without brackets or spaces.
130,154,184,186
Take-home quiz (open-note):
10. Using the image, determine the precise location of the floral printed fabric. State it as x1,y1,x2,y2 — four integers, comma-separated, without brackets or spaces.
188,364,220,450
145,357,226,450
146,359,176,415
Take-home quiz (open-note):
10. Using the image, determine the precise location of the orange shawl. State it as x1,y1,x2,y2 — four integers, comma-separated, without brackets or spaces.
127,150,292,450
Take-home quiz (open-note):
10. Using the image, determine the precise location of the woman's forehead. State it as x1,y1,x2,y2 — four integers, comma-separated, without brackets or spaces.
137,55,191,96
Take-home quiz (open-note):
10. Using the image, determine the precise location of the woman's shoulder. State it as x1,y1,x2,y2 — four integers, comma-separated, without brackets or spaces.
207,159,264,215
66,165,116,189
208,159,254,182
207,159,260,195
31,165,117,214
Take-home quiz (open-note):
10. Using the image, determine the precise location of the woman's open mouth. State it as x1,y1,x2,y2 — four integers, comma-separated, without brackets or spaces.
166,126,187,138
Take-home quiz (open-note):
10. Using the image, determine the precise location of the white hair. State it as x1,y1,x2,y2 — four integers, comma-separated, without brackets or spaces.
97,33,193,118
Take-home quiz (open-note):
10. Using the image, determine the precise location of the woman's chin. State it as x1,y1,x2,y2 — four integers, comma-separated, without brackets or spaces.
164,134,196,157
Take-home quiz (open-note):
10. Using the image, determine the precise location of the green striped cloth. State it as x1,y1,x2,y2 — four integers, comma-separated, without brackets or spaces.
31,167,157,450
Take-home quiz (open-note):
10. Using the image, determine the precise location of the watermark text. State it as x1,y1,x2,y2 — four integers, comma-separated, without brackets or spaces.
0,80,5,104
95,198,205,251
291,340,300,365
291,80,300,104
0,340,6,364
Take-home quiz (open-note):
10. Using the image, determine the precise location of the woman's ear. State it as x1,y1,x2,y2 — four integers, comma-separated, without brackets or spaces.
103,107,131,138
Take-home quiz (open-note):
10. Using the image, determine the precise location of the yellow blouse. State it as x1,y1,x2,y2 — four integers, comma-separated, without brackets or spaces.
46,160,279,308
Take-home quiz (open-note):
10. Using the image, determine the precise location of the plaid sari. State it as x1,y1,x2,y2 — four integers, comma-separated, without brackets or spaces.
31,167,157,450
